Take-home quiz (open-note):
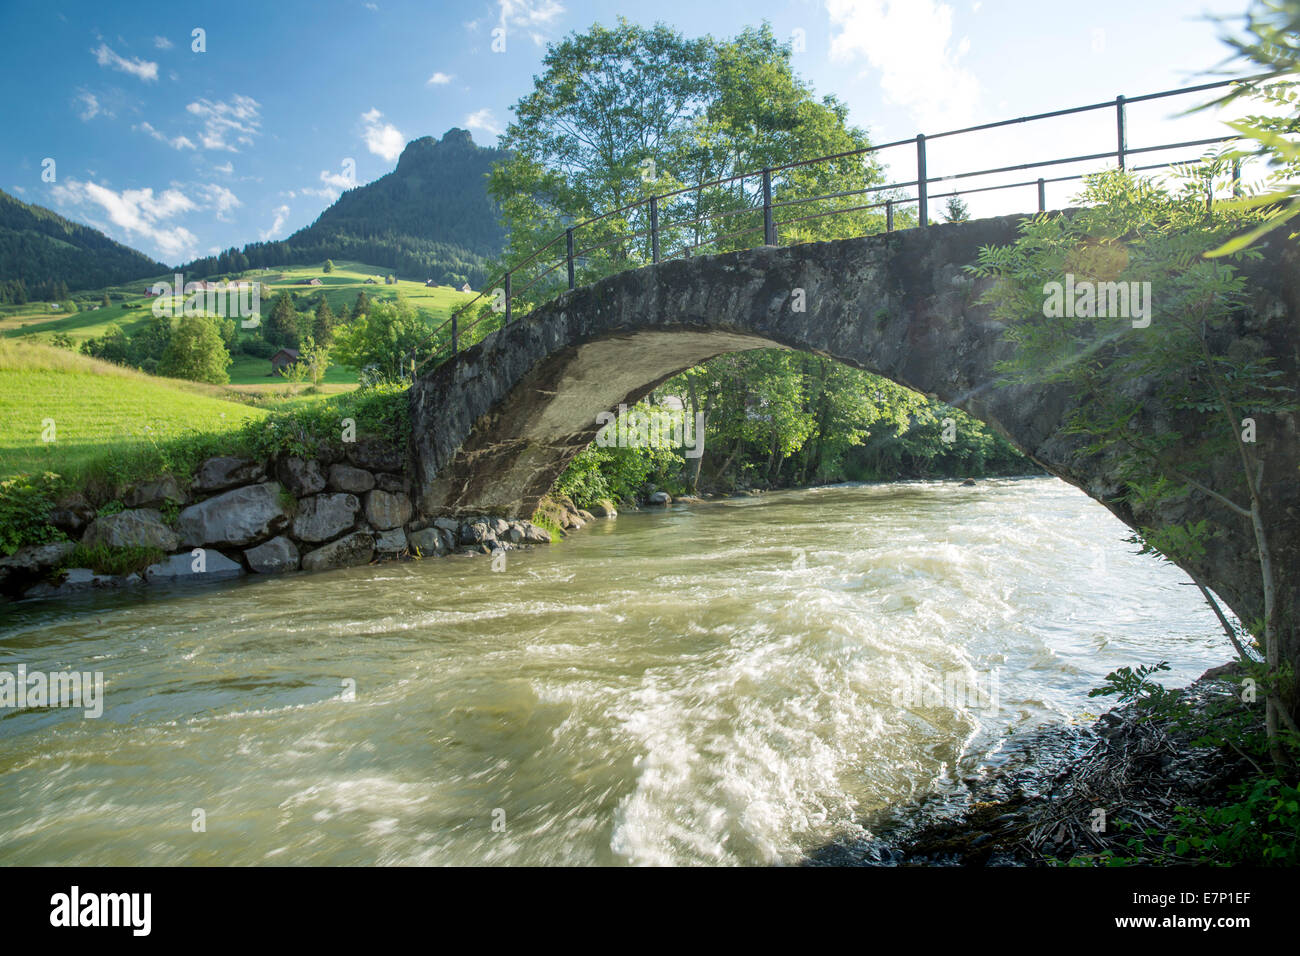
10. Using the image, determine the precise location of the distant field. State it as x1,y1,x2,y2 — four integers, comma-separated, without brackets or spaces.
255,260,475,318
0,339,265,481
0,261,474,396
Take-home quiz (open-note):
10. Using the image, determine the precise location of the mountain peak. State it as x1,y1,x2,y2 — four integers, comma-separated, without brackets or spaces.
394,128,480,173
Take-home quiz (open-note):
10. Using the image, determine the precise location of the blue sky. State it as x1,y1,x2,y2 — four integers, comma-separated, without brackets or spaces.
0,0,1255,266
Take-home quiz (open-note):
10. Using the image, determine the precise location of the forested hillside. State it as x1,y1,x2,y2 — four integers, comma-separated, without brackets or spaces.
0,189,168,302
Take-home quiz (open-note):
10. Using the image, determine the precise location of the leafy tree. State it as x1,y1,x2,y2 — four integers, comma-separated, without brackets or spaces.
970,165,1298,757
100,292,110,308
298,335,332,386
158,315,232,384
129,314,172,370
489,20,891,295
323,259,334,274
80,324,131,365
1203,0,1300,255
331,298,431,382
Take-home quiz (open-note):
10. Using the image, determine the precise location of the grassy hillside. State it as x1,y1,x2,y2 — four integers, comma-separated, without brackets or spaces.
0,338,265,482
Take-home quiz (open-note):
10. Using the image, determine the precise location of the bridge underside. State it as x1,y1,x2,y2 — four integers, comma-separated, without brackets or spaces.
415,329,771,515
409,215,1300,673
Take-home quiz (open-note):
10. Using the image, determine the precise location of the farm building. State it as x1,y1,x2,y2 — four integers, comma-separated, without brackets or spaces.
270,348,300,375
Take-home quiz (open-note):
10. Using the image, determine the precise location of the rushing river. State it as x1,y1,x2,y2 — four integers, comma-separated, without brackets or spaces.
0,477,1231,866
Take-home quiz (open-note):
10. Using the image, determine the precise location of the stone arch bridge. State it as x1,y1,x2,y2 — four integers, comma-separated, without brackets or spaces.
409,215,1299,665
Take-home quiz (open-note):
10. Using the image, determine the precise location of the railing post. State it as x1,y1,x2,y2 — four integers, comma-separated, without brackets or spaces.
1116,95,1128,170
649,196,660,263
451,311,458,357
762,168,775,245
886,199,894,232
1037,178,1046,212
504,271,511,325
566,228,575,290
916,134,928,227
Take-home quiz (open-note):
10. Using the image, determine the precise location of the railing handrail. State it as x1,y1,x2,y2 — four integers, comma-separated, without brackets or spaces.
415,74,1269,375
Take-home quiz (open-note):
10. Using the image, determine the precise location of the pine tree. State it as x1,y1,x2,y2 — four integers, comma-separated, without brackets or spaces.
264,291,300,349
323,259,334,273
313,297,336,345
351,290,369,322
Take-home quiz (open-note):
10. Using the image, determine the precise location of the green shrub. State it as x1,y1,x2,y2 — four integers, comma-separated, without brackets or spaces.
0,472,65,555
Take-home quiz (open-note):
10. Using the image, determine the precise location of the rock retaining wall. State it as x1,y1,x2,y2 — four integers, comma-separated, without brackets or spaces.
0,438,559,602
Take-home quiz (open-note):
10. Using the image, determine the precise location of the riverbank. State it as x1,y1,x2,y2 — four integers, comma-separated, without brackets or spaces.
807,664,1276,866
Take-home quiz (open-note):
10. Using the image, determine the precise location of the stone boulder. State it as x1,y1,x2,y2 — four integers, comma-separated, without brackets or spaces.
194,456,266,493
276,455,326,497
49,492,96,535
374,528,408,554
145,550,244,584
345,438,404,473
647,491,671,506
301,532,375,571
365,489,413,530
123,475,187,509
518,521,552,544
292,493,360,543
327,463,375,494
589,499,618,518
408,527,448,556
459,520,494,546
178,482,292,548
374,472,406,494
83,509,180,551
0,540,76,574
245,536,300,574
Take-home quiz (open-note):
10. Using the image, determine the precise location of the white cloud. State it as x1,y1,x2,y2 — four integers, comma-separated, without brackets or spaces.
826,0,980,130
360,108,405,161
464,108,502,138
498,0,564,35
137,121,197,150
92,43,158,82
213,161,234,175
427,71,454,85
186,95,262,151
154,35,174,50
319,168,354,190
50,178,198,260
74,91,102,121
260,204,290,240
198,184,242,221
366,2,378,9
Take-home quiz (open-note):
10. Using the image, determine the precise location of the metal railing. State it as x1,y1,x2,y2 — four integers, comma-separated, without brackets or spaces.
416,76,1259,375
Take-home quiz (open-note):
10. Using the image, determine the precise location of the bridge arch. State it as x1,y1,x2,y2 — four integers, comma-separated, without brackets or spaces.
409,214,1299,658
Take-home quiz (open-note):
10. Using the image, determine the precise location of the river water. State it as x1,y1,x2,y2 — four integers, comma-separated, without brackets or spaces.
0,477,1230,865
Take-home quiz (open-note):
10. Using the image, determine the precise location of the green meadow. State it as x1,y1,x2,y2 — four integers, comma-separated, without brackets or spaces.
0,338,266,483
